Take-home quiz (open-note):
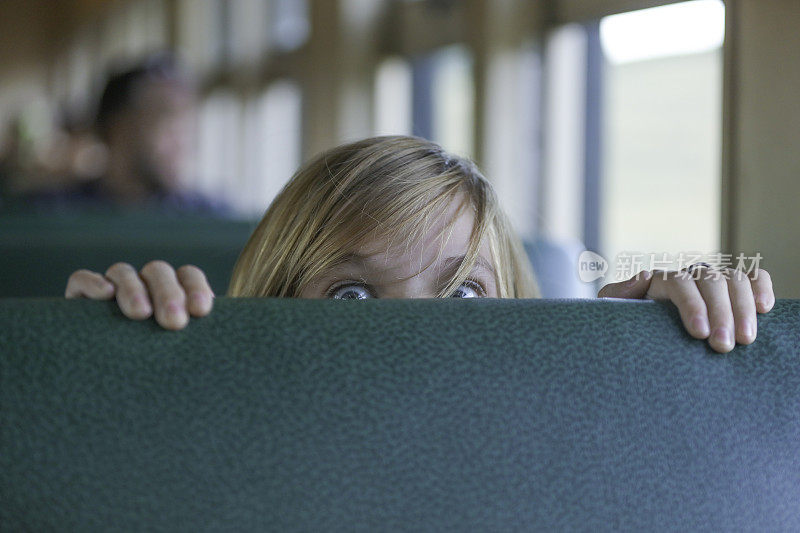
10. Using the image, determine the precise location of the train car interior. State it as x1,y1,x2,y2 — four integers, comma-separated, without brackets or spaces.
2,0,799,530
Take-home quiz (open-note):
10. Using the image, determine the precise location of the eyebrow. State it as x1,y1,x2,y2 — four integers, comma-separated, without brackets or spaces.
440,254,496,277
332,253,496,277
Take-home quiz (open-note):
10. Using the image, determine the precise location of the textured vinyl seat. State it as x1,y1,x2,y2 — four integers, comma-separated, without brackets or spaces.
2,298,800,531
0,210,254,297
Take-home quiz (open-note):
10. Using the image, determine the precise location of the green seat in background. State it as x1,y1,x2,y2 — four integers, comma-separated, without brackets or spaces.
2,298,800,531
0,209,255,296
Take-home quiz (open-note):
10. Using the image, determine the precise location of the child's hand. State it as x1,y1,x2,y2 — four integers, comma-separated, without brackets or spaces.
65,261,214,330
598,266,774,353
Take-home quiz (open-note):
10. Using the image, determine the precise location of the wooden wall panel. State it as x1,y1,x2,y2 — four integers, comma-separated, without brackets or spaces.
723,0,800,297
549,0,686,24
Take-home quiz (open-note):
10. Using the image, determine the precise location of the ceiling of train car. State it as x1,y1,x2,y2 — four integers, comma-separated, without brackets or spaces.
0,0,110,69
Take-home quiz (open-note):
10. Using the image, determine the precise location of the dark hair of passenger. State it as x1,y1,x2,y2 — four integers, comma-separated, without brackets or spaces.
95,53,188,141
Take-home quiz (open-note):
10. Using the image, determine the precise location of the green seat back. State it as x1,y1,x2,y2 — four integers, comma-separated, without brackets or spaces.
2,298,800,530
0,210,254,296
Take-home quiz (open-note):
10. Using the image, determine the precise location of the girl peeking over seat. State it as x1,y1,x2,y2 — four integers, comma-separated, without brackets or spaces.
66,135,774,353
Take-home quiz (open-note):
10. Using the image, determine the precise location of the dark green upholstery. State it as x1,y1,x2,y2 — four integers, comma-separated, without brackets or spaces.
2,298,800,531
0,211,254,297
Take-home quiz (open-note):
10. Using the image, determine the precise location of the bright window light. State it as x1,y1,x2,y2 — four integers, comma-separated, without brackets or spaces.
374,57,412,136
600,0,725,64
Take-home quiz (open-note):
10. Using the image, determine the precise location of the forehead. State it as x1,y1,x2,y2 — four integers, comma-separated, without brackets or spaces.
135,81,194,114
353,194,489,281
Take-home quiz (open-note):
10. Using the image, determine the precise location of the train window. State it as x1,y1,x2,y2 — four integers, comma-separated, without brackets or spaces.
540,23,588,247
269,0,310,52
241,81,302,216
482,42,543,243
431,45,474,159
599,0,725,274
412,44,474,159
197,90,242,207
196,82,301,217
228,0,270,65
374,57,413,137
176,0,223,76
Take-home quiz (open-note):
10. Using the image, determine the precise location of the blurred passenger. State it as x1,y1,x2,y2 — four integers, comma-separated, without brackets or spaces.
26,54,228,215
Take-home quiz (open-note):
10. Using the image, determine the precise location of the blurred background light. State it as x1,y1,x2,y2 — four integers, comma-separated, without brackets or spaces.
600,0,725,64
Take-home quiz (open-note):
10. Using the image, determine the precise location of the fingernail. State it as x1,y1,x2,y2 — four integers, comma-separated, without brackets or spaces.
133,294,151,313
167,301,184,315
691,316,710,337
712,327,733,348
191,292,210,310
742,321,755,341
164,302,188,330
757,295,769,311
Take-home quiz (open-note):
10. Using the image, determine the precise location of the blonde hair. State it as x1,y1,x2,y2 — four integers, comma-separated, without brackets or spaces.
228,135,539,298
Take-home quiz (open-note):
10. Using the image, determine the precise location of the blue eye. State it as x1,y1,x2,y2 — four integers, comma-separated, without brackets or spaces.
329,284,374,300
450,280,485,298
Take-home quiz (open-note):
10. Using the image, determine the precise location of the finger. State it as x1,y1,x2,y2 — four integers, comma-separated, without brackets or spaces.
65,270,115,299
597,270,653,299
105,262,153,320
749,268,774,313
139,260,188,330
695,271,736,353
176,265,214,317
727,269,757,345
647,271,711,340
